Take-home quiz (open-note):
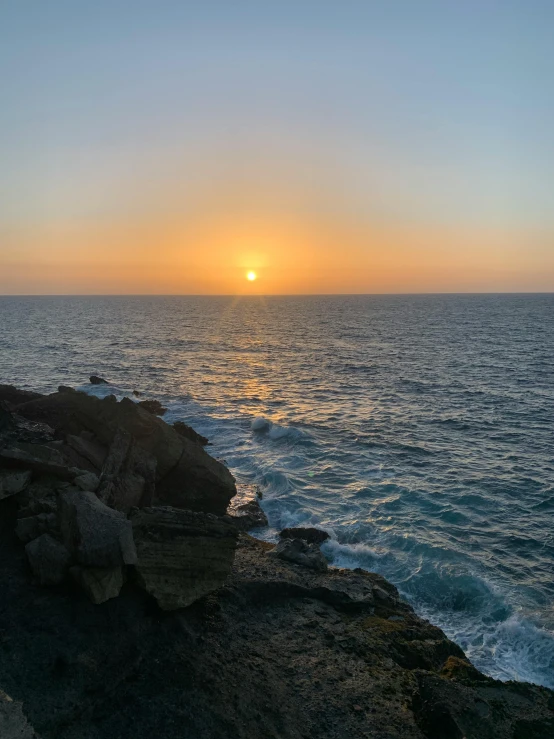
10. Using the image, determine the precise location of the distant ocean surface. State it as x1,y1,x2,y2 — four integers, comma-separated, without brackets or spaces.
1,294,553,687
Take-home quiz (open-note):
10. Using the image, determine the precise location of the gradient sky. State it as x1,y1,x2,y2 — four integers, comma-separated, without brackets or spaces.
1,1,552,294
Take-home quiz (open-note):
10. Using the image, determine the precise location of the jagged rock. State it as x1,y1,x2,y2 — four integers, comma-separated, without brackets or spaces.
59,490,137,567
0,469,32,500
16,513,58,543
131,506,238,610
172,421,209,446
279,527,330,545
89,375,109,385
70,565,125,604
0,385,43,407
269,538,328,572
0,690,38,739
0,444,75,480
25,534,71,585
137,399,167,416
66,433,107,470
96,428,156,511
16,392,236,515
74,471,100,492
228,498,268,531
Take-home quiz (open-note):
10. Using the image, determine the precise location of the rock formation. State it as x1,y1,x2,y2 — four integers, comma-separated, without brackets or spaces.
0,383,553,738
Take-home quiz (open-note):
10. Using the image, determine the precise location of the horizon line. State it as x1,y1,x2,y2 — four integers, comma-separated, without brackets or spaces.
1,291,553,298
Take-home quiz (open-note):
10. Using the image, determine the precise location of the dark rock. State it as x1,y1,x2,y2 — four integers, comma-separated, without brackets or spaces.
132,390,142,397
269,538,328,572
58,385,76,393
97,428,156,511
59,489,137,568
228,498,268,531
137,399,167,416
16,513,58,543
279,527,330,545
70,565,125,604
0,385,43,407
89,376,109,385
0,444,75,480
66,433,107,471
0,469,32,500
131,506,238,610
25,534,71,585
73,471,100,492
0,690,38,739
172,420,209,446
16,392,236,515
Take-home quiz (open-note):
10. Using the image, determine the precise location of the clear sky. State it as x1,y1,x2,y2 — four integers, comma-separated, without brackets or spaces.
1,1,552,294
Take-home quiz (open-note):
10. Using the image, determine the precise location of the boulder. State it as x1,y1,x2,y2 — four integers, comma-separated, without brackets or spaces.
59,490,137,567
66,433,107,471
173,421,209,446
0,690,38,739
279,527,330,545
25,534,71,585
73,471,100,492
96,428,156,511
228,498,268,531
131,506,238,610
269,538,328,572
16,392,236,515
71,565,125,604
58,385,76,393
16,513,58,543
0,469,32,500
89,375,109,385
137,399,167,416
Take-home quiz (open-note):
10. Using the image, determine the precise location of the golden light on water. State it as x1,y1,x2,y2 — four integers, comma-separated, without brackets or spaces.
246,271,257,282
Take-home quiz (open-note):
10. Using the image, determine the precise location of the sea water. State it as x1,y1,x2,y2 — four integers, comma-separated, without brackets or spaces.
1,294,553,687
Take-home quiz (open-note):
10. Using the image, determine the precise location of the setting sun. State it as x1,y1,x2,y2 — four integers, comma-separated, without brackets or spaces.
246,271,257,282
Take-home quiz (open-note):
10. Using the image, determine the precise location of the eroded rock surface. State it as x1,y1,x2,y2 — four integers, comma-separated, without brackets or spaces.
131,506,238,610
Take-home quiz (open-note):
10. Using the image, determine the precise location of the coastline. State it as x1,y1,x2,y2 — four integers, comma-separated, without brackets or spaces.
1,384,553,738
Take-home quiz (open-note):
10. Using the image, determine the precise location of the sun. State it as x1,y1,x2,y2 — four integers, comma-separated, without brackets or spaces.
246,270,257,281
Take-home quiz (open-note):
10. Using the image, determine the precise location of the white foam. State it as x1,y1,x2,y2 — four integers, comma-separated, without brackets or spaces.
251,416,272,432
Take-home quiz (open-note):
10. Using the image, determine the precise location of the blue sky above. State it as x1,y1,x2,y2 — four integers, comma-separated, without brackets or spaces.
1,1,552,234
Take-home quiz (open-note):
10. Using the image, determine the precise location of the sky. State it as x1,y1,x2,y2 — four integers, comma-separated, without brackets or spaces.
0,0,552,294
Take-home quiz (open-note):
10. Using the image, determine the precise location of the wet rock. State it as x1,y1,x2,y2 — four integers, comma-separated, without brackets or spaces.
279,527,330,545
269,538,328,572
89,375,109,385
0,469,32,500
131,506,238,610
25,534,71,585
74,471,100,492
137,399,167,416
58,385,76,393
132,390,142,397
172,421,209,446
71,565,125,604
59,490,137,568
97,428,156,511
228,498,268,531
0,690,38,739
16,513,58,543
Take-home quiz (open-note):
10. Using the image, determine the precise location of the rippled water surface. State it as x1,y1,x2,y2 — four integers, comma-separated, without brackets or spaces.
1,294,553,687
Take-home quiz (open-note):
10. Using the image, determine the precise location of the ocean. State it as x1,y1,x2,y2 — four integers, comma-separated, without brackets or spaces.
1,294,553,688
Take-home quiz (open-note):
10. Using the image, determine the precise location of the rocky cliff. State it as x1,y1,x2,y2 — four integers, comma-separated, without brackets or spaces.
0,384,552,739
